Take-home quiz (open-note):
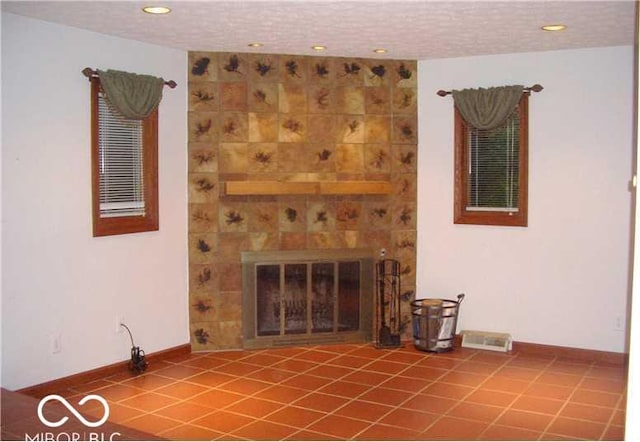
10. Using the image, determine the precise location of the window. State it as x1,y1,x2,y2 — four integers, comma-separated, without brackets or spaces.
91,77,158,236
454,93,528,226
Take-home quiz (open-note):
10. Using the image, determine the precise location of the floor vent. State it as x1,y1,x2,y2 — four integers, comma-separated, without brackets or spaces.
461,330,513,352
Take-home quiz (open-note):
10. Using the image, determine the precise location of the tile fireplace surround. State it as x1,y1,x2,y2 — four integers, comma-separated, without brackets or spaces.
187,51,418,351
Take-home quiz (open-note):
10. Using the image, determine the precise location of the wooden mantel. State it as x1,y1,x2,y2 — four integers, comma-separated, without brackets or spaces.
225,180,393,196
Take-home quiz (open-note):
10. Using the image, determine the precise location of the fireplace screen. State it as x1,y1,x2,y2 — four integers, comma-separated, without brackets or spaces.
242,250,373,348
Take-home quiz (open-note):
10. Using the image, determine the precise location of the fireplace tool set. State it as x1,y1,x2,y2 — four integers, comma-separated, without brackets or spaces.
375,257,402,348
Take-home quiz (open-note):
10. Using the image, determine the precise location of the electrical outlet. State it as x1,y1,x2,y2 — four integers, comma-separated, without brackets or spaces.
615,315,624,331
51,334,62,354
116,315,125,333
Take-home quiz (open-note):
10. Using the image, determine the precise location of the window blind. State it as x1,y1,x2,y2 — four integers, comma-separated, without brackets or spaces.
466,109,520,212
98,93,145,218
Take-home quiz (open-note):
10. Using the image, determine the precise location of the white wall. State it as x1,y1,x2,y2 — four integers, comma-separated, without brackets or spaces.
1,13,188,390
417,46,634,353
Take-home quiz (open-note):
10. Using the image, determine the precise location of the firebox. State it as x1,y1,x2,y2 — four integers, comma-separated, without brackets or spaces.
241,249,374,349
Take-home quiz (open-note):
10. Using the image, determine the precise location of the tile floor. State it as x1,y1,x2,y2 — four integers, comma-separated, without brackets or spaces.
5,343,628,440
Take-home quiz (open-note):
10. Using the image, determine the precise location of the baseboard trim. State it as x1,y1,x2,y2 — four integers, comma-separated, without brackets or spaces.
511,340,627,365
422,336,626,365
18,343,191,398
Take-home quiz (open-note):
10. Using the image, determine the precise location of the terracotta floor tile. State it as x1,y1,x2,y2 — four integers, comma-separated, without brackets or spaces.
328,354,376,369
380,349,426,364
237,353,286,366
254,385,309,404
158,423,224,441
292,392,350,412
447,401,504,422
96,402,145,424
524,381,575,401
421,415,489,440
224,396,284,418
231,419,298,440
379,375,432,392
6,343,628,442
580,376,626,393
494,409,554,432
468,351,513,365
464,388,518,407
399,364,448,380
439,371,487,387
153,381,209,400
560,402,615,423
214,361,263,376
481,375,531,394
356,423,424,440
340,369,391,386
602,424,625,441
318,380,371,398
186,370,236,387
495,365,541,381
455,360,502,375
272,358,318,373
118,392,178,412
154,400,216,422
400,393,458,415
570,388,620,407
216,377,272,395
546,416,607,440
282,373,333,391
153,364,205,380
334,399,395,422
536,371,583,387
362,359,409,374
305,364,352,379
510,395,565,415
421,381,474,400
190,410,254,433
92,383,146,402
296,349,341,363
414,355,461,370
264,405,326,427
186,388,245,408
306,414,372,438
247,367,298,383
358,387,412,406
479,424,542,441
181,356,229,370
378,408,439,431
123,413,182,434
285,429,342,440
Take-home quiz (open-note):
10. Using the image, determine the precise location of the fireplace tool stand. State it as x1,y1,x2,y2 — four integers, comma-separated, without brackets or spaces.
375,258,402,348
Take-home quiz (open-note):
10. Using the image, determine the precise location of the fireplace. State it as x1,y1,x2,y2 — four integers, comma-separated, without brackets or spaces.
242,249,374,349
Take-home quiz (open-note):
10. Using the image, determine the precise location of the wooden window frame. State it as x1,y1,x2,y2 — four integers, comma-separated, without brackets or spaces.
454,93,529,227
91,77,159,237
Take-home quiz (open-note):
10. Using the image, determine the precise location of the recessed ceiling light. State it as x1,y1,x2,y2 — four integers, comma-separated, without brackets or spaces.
311,45,327,51
541,24,566,31
142,6,171,14
248,43,263,48
373,48,387,54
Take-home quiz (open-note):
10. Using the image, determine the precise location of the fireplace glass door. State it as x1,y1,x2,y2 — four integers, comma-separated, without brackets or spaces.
255,261,360,337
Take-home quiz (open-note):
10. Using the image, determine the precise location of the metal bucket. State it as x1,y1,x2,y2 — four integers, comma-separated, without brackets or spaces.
411,293,464,352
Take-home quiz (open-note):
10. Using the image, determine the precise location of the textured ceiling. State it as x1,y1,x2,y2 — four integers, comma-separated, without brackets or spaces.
2,0,635,60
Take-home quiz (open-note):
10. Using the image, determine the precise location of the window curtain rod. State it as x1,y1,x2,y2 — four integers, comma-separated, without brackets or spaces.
81,67,177,89
436,84,543,97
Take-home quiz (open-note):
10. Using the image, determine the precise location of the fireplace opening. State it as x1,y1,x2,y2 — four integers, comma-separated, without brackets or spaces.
242,249,374,349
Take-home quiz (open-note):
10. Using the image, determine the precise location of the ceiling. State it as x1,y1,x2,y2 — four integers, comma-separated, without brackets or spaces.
2,0,636,60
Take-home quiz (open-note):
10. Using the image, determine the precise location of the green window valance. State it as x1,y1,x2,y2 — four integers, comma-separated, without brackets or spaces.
97,69,165,120
451,85,524,130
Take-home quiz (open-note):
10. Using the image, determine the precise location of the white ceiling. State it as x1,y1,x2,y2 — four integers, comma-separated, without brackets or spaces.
2,0,636,60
